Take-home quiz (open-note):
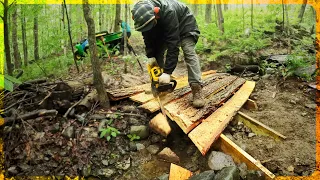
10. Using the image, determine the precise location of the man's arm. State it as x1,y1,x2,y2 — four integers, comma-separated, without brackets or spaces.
162,10,180,75
142,31,155,58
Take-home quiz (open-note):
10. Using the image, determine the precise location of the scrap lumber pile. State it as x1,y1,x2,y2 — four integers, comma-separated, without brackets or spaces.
108,70,256,155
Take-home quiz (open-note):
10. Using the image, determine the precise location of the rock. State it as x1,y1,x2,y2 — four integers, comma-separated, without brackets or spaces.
89,114,105,120
186,145,197,156
129,142,137,151
287,165,294,172
136,143,145,151
121,105,137,113
147,145,160,155
208,151,235,171
262,74,271,79
248,133,256,138
150,134,162,143
238,163,248,179
268,55,288,65
62,126,75,139
289,99,297,105
130,125,149,139
18,164,31,172
158,147,180,163
75,114,86,123
116,158,131,170
157,173,169,180
252,75,260,81
302,112,308,116
50,123,60,133
82,165,91,177
263,161,278,173
224,133,236,142
305,103,317,110
266,68,275,74
246,170,264,180
128,118,140,125
214,166,239,180
114,119,128,130
102,160,109,166
294,64,316,78
8,166,18,175
82,127,98,141
185,162,199,172
97,168,115,177
189,170,215,180
294,165,309,175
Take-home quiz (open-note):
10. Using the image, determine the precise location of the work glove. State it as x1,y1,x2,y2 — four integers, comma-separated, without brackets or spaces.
159,73,171,84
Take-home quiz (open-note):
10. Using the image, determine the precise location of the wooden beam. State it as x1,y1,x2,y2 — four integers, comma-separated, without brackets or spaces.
216,134,275,180
139,74,228,113
169,163,193,180
149,113,172,137
244,99,258,111
129,70,217,104
188,81,255,155
235,111,286,141
165,76,242,134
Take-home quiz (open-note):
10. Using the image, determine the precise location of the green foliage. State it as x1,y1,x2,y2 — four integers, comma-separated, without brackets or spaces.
0,74,22,91
99,126,120,142
127,134,140,141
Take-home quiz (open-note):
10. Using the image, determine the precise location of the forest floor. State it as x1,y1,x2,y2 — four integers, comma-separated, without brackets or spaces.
1,34,317,179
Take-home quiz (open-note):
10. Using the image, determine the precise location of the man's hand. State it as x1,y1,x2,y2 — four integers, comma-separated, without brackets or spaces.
159,73,171,84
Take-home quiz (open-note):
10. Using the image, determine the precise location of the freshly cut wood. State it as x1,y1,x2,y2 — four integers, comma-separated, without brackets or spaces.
149,113,172,137
165,76,241,133
129,70,218,104
139,74,229,113
75,90,98,112
244,99,258,111
217,134,275,179
169,163,193,180
2,109,58,126
188,81,255,155
235,111,286,140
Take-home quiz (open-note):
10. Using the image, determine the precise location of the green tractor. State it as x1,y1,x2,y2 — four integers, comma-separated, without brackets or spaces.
74,31,122,60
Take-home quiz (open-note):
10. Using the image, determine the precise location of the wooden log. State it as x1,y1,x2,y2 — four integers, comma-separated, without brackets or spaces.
216,134,275,180
243,99,258,111
165,76,242,134
139,74,229,113
75,90,98,112
188,81,255,155
169,163,193,180
149,113,172,137
2,109,58,126
129,71,218,104
235,111,286,140
107,83,150,101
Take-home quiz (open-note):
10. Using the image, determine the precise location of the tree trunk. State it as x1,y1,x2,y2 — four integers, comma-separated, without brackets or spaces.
123,3,128,73
205,2,212,23
34,15,40,61
3,0,13,75
298,0,307,23
242,0,245,34
83,0,110,108
12,6,21,69
285,4,291,54
99,4,103,31
193,3,198,16
21,5,28,67
251,0,253,29
224,4,228,11
63,0,79,73
114,2,121,32
216,0,224,34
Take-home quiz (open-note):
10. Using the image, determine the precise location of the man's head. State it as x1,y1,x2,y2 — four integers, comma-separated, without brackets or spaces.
131,0,158,32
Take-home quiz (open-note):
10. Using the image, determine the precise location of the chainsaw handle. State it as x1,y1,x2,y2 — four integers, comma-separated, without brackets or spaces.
170,79,177,91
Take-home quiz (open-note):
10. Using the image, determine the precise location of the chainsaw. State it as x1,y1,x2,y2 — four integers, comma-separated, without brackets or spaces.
147,59,177,115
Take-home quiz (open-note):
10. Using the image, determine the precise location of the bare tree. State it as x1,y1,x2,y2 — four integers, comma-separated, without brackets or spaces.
83,0,110,108
193,0,198,16
298,0,307,23
205,1,212,23
216,0,224,34
251,0,253,29
114,1,121,32
21,5,28,67
12,6,21,69
34,13,40,61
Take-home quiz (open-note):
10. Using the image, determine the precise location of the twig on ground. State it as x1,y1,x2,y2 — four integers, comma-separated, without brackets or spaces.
63,99,82,118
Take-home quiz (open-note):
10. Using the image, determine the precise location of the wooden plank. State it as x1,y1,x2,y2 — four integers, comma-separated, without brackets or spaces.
216,134,275,180
129,71,218,104
139,73,229,113
235,111,286,140
169,163,193,180
244,99,258,111
165,77,245,134
149,113,172,137
188,81,255,155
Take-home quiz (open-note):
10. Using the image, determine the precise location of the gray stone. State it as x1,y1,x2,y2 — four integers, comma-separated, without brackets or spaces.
130,125,149,139
289,99,297,105
128,118,140,125
305,103,317,110
208,151,235,171
147,145,160,155
246,170,265,180
8,166,18,175
129,142,137,151
121,105,137,113
248,133,256,138
18,164,31,172
238,163,248,179
157,173,169,180
189,170,215,180
50,123,60,133
136,143,145,151
294,64,316,78
185,162,199,172
186,145,197,156
82,127,98,141
82,165,91,177
150,134,162,143
266,68,276,74
116,158,131,170
75,114,86,123
158,147,180,163
97,168,115,177
262,74,271,79
62,126,75,139
252,75,260,81
33,132,45,140
268,55,288,64
90,114,106,120
98,119,108,131
214,166,240,180
102,160,109,166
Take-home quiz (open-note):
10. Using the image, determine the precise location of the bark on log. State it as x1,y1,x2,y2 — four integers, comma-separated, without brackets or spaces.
75,90,98,112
